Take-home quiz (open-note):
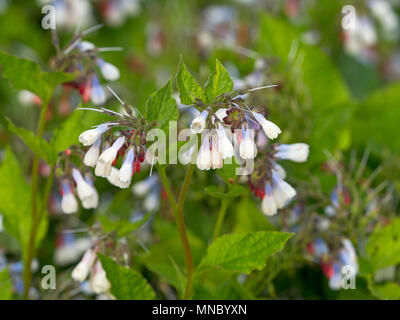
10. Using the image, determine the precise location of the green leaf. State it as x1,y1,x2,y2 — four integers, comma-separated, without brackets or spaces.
97,253,156,300
176,58,206,105
369,281,400,300
0,148,47,263
0,51,73,102
146,79,178,133
199,231,293,273
99,213,150,238
0,268,13,300
204,59,233,103
204,185,248,199
366,218,400,271
0,115,55,164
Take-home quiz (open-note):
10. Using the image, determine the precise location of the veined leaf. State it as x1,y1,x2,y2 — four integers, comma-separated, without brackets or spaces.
0,115,55,164
366,218,400,271
146,79,178,134
176,58,206,105
199,231,293,273
205,59,233,103
0,51,73,102
0,148,47,263
97,253,156,300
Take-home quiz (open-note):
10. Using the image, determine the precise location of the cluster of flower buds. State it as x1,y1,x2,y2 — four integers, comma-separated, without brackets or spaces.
52,24,121,106
60,167,99,214
307,238,358,290
189,91,282,171
71,248,111,295
247,142,309,216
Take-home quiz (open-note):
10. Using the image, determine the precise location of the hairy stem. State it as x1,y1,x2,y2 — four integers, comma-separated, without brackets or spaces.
23,102,50,300
157,165,195,300
211,198,230,242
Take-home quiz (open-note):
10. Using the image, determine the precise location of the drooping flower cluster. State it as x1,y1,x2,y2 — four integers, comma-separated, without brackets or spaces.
71,248,111,295
189,92,282,171
79,96,149,189
307,237,358,290
53,25,121,106
247,142,309,216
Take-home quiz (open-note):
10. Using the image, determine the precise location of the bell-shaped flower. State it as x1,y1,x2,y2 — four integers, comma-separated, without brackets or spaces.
72,168,95,202
211,133,223,169
71,249,96,282
90,260,111,294
83,138,101,167
81,174,99,209
90,75,107,106
61,181,78,214
97,58,120,81
239,126,257,160
107,166,120,187
216,123,233,159
118,148,135,188
190,110,208,134
98,137,125,176
215,108,228,122
251,111,281,140
79,124,110,146
196,133,212,170
261,183,278,216
271,170,296,209
275,143,309,162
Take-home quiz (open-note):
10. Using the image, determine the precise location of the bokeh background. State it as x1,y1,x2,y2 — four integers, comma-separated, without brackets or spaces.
0,0,399,300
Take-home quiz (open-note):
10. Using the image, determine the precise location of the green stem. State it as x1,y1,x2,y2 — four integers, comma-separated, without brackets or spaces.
157,165,195,300
23,102,50,300
211,198,230,242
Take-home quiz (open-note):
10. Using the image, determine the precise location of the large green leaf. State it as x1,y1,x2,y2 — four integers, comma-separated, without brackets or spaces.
0,268,13,300
146,79,178,133
367,218,400,271
0,148,47,262
0,51,73,102
199,231,293,273
97,253,156,300
369,281,400,300
0,115,55,164
204,59,233,103
176,58,206,105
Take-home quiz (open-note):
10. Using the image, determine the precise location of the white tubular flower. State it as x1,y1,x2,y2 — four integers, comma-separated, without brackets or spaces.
107,167,120,187
179,144,196,165
84,138,101,167
251,111,281,140
97,59,120,81
196,134,212,170
95,161,108,178
77,41,95,52
271,170,296,209
82,175,99,209
216,123,233,159
132,176,157,196
215,108,228,121
261,183,278,216
144,191,160,212
98,137,125,176
72,168,95,201
91,75,107,106
61,181,78,214
239,127,257,160
118,148,135,188
71,249,96,282
90,260,111,294
79,124,110,146
211,134,223,169
190,110,208,134
275,143,309,163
